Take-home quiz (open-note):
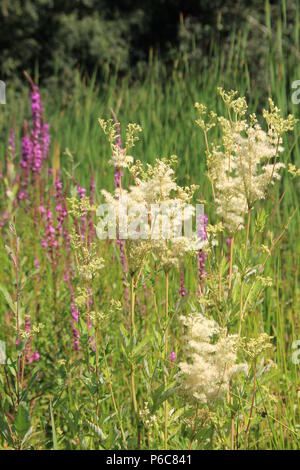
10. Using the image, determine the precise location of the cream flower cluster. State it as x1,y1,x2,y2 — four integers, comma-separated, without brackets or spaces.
99,156,206,272
195,90,297,234
132,158,205,270
179,312,248,404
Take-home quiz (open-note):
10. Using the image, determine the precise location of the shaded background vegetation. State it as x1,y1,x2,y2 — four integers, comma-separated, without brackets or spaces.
0,0,299,91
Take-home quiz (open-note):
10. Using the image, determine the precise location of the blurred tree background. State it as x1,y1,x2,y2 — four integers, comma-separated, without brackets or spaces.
0,0,298,90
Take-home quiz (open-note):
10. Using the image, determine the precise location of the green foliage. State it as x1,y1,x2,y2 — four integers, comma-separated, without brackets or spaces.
0,1,300,450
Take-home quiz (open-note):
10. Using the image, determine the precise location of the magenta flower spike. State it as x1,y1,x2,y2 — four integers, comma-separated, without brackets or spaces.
178,268,187,297
8,127,15,158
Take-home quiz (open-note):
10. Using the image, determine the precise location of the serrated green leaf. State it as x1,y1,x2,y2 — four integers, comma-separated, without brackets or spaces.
14,403,31,439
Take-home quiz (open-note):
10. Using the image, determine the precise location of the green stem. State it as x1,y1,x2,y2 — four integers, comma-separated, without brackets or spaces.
238,281,244,337
164,270,169,450
244,360,257,448
239,208,251,336
228,236,234,294
97,322,127,449
130,275,138,415
245,208,251,259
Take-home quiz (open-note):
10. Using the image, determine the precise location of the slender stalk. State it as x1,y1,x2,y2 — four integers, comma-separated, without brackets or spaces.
228,236,234,294
231,407,235,449
261,136,280,210
96,321,127,449
11,229,21,406
203,130,217,209
244,360,257,448
94,302,100,419
238,209,251,337
245,208,251,259
164,270,169,450
238,282,245,337
130,275,138,415
16,255,20,345
189,403,199,450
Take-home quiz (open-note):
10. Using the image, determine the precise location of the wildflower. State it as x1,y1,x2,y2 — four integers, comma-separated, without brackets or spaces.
110,109,124,190
288,163,300,178
132,158,204,270
178,312,248,404
24,314,40,364
139,402,157,428
241,333,273,359
77,186,86,199
8,128,15,158
178,268,187,297
98,118,141,169
41,122,50,159
114,169,123,188
195,89,297,234
99,157,206,272
0,212,9,228
29,351,40,363
170,351,176,362
31,85,43,173
54,172,68,238
21,133,32,169
109,112,130,307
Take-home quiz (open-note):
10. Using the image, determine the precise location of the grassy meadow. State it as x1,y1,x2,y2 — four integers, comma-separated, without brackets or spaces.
0,6,300,450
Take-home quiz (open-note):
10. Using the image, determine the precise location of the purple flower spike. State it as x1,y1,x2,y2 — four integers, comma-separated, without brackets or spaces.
29,351,40,363
8,128,15,158
178,268,187,297
30,85,43,173
34,258,40,269
41,122,50,159
77,186,86,199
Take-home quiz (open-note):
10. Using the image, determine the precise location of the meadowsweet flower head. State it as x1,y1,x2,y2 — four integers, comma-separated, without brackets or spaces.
178,312,248,404
99,157,206,272
131,158,205,270
195,90,297,234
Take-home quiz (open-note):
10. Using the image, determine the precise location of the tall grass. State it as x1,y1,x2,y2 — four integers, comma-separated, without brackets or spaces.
0,1,300,449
